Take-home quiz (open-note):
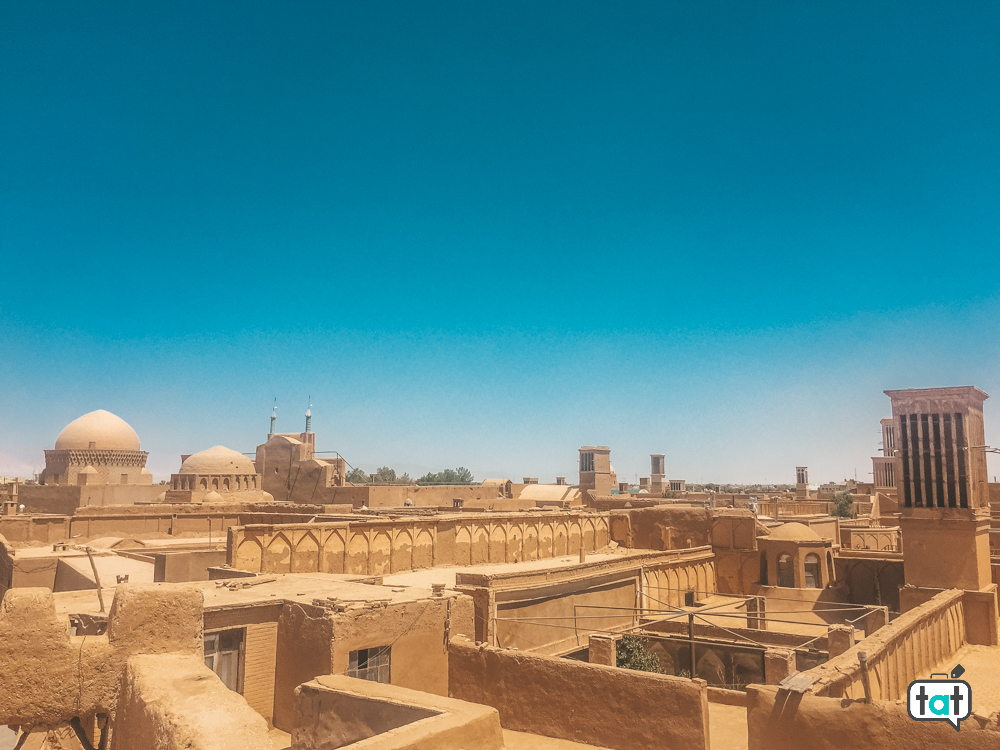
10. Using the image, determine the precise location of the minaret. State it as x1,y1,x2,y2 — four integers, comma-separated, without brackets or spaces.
269,401,277,435
305,398,312,434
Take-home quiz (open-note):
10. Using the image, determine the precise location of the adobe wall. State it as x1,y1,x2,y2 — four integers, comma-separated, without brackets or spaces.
0,506,321,547
153,550,228,582
228,511,611,576
714,549,761,596
20,483,165,513
111,654,272,750
0,534,12,599
0,583,203,731
456,548,714,651
204,603,283,727
609,506,712,550
0,515,71,544
805,589,966,701
274,601,335,732
272,594,475,733
448,637,711,750
293,675,503,750
834,554,904,612
330,595,474,697
747,683,1000,750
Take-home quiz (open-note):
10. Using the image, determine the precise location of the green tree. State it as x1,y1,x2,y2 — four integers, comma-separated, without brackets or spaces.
416,467,475,485
345,467,369,484
615,635,663,674
373,466,414,485
831,490,854,518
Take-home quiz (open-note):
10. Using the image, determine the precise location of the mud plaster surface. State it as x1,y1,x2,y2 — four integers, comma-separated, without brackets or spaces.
709,703,749,750
927,643,1000,717
381,551,625,588
502,729,609,749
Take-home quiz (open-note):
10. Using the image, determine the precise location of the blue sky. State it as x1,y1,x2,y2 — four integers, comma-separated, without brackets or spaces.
1,2,998,483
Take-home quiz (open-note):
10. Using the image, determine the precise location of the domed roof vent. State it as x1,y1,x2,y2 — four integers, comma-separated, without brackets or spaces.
179,446,256,475
766,522,822,541
55,410,141,451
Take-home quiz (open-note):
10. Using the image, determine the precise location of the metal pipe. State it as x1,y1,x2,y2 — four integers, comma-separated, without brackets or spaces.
85,547,105,613
858,651,873,703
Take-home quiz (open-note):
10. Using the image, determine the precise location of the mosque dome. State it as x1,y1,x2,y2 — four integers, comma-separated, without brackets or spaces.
54,410,141,451
179,446,256,475
766,522,822,541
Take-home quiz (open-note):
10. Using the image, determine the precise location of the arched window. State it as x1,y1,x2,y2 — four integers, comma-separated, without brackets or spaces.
212,478,219,490
804,553,821,589
223,478,230,491
200,478,207,490
759,553,769,586
777,554,794,588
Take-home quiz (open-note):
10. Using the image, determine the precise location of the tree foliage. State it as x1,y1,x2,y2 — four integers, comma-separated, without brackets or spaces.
416,467,475,485
831,490,855,517
345,467,368,484
615,635,663,674
345,466,415,485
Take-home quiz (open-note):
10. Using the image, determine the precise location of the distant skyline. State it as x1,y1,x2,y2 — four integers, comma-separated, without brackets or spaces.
2,3,998,485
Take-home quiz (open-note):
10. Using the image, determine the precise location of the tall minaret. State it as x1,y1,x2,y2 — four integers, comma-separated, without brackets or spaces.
269,401,277,435
305,398,312,434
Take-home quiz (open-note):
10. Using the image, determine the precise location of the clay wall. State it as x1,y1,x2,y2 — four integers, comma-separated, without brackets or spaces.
714,550,761,595
448,637,711,750
0,534,11,599
834,553,905,612
292,675,503,750
0,583,203,730
805,589,966,701
273,601,334,732
609,506,712,550
20,483,165,513
153,550,228,582
228,511,611,576
455,548,713,652
110,654,272,750
0,507,319,547
747,683,1000,750
0,515,71,543
271,594,473,733
204,604,282,727
330,595,473,697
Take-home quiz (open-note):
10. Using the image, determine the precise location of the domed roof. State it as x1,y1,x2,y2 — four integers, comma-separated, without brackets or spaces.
202,490,225,503
179,446,256,475
55,410,141,451
766,522,822,541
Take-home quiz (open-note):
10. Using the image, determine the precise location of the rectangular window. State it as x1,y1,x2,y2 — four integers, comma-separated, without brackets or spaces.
204,629,243,692
453,499,464,508
580,453,594,472
348,645,391,684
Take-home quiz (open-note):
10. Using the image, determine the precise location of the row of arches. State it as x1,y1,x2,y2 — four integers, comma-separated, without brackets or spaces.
233,516,611,576
173,474,259,491
643,560,717,609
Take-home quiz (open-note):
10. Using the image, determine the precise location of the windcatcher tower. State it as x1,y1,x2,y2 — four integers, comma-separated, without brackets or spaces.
887,386,998,640
650,454,665,494
579,446,613,502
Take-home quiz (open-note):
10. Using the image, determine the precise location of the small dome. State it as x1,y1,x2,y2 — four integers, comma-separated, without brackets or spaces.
767,522,822,541
55,410,141,451
179,446,256,475
203,490,224,503
79,465,98,475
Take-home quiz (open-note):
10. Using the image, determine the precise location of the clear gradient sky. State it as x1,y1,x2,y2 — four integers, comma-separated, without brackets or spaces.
1,2,998,484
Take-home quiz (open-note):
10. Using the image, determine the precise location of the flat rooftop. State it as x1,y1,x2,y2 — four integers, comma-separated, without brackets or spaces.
53,572,453,616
